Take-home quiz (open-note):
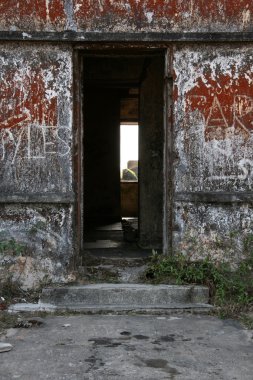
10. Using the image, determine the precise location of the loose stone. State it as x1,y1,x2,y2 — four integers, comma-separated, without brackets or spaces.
0,343,13,353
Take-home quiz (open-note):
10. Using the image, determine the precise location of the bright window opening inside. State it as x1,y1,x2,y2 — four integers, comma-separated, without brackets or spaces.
120,123,139,181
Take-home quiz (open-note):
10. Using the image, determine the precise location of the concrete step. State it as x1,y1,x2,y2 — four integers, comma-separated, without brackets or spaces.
80,265,147,284
78,260,148,284
39,284,212,313
79,252,150,284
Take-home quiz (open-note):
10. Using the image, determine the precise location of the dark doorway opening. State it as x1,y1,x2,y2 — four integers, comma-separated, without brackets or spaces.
82,52,165,254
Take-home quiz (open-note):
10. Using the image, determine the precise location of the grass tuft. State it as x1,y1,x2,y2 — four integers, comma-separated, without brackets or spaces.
145,250,253,326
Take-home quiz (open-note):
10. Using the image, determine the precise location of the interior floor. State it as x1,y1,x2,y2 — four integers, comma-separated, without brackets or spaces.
84,218,137,246
83,218,152,258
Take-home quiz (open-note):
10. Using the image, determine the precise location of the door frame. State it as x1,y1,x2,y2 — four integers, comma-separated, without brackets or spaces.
73,44,173,263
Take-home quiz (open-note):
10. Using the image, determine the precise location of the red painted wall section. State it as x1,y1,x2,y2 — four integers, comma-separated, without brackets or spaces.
0,45,73,194
0,0,66,31
0,0,252,32
0,45,73,289
73,0,253,32
185,71,253,142
173,45,253,192
0,68,57,130
173,45,253,262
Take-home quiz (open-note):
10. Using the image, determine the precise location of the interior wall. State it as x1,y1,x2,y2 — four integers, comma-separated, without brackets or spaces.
139,55,165,248
83,56,145,229
121,182,138,217
83,85,121,225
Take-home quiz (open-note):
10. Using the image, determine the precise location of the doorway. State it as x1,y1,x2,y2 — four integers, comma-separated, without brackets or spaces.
80,51,166,253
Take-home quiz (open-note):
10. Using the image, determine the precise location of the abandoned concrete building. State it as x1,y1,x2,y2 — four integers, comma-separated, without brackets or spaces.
0,1,253,291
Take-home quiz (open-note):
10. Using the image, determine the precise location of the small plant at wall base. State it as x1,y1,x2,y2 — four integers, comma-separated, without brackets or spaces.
0,238,26,256
243,233,253,253
145,250,253,325
0,276,25,305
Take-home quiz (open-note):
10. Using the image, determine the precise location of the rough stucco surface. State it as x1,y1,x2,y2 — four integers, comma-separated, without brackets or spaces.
0,3,252,287
0,44,74,289
0,1,252,33
0,204,74,289
0,0,67,31
73,0,253,33
0,44,73,194
174,202,253,264
173,44,253,261
173,44,253,192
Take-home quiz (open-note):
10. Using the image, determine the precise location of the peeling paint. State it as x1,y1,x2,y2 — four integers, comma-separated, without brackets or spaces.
22,32,32,39
242,8,251,27
172,45,253,262
0,43,74,290
64,0,77,31
0,44,73,194
0,3,252,288
0,0,66,31
73,0,253,33
0,1,251,33
173,45,253,192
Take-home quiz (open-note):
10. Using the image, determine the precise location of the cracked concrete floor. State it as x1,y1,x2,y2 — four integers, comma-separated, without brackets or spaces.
0,314,253,380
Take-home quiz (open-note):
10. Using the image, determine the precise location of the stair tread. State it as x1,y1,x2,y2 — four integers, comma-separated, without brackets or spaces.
40,284,210,310
43,284,208,289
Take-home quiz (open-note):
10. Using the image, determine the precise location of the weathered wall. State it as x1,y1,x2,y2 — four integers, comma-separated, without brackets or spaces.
0,204,73,289
174,202,253,264
0,1,67,31
0,2,253,287
73,0,253,33
0,44,73,194
173,44,253,262
0,1,252,33
121,182,138,217
0,44,74,289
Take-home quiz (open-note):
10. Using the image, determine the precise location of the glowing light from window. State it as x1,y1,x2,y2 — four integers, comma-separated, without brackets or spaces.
120,123,139,181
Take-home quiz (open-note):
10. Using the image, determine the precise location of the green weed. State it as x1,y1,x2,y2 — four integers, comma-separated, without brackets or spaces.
240,314,253,329
0,312,19,335
0,238,26,256
243,233,253,253
145,251,253,308
0,276,25,303
29,221,47,235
